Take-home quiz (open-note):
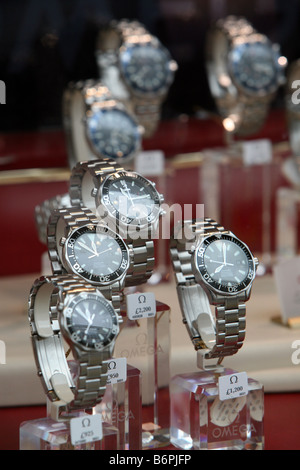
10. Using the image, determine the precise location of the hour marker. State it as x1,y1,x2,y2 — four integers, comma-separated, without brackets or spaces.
234,276,240,282
239,270,246,275
234,250,240,256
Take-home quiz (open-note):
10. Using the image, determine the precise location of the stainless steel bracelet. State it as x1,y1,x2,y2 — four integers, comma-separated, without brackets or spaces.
69,159,156,286
206,16,272,136
170,218,246,359
28,275,113,411
35,193,71,244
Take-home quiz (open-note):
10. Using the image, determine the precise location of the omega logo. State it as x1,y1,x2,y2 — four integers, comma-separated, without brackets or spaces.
101,402,135,423
212,423,257,439
119,332,164,358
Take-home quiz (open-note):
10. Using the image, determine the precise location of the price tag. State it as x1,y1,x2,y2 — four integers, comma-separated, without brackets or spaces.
126,292,156,320
70,414,102,446
134,150,165,176
242,139,272,166
218,372,248,401
104,357,127,385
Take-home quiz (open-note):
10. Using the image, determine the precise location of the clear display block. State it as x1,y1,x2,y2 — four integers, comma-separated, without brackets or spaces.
95,364,142,450
276,186,300,260
19,413,119,450
116,300,171,449
170,368,264,450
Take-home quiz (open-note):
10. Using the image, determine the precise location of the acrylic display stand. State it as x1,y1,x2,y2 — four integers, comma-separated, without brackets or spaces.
19,362,142,450
116,299,171,449
95,364,142,450
276,157,300,261
19,410,119,450
170,356,264,450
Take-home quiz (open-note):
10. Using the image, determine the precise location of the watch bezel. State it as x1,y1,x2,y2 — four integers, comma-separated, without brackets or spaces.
228,36,280,97
60,290,119,352
194,233,256,296
119,39,175,98
98,170,162,229
85,105,142,162
64,223,130,285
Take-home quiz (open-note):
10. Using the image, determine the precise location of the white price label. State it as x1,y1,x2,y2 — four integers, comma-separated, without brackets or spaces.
126,292,156,320
134,150,165,176
242,139,272,166
70,414,102,446
104,357,127,385
218,372,248,401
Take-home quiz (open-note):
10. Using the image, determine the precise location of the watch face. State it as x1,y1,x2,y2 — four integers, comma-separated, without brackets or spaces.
119,42,174,95
65,224,129,284
86,108,141,161
195,234,255,294
63,291,119,350
230,41,278,95
100,171,161,228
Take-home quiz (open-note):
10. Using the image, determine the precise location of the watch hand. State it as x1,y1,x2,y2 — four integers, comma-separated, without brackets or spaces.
214,264,225,273
77,241,98,256
91,240,99,255
84,313,95,334
223,243,227,265
76,306,90,323
88,247,112,259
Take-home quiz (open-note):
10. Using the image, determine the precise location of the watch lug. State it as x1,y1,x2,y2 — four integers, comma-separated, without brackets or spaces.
91,187,98,198
59,237,66,247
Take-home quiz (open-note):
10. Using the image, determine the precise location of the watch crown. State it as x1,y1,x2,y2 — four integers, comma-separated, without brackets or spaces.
188,245,196,254
254,257,259,268
59,237,66,246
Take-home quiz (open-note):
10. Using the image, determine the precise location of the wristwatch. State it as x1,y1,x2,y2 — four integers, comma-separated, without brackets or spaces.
69,158,164,285
63,79,143,169
170,218,258,360
35,193,71,245
206,15,286,136
28,274,122,412
96,19,177,137
47,206,131,295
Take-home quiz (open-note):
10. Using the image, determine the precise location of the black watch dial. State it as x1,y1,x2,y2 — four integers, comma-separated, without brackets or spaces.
101,171,161,227
230,41,278,95
86,108,141,161
120,42,174,95
65,224,129,284
195,234,255,294
65,292,119,350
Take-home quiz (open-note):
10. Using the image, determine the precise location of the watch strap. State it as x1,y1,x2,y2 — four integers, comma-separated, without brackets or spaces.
35,193,71,245
28,275,115,411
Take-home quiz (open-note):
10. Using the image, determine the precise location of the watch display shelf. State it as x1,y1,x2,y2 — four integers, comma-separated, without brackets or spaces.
115,299,171,449
170,359,264,451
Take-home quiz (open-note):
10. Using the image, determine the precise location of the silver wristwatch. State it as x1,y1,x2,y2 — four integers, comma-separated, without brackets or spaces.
28,274,122,412
63,79,143,169
69,158,164,285
96,19,177,137
170,218,258,360
206,15,286,136
47,206,131,296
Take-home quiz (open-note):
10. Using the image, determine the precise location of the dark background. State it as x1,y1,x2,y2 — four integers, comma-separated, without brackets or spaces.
1,0,300,132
